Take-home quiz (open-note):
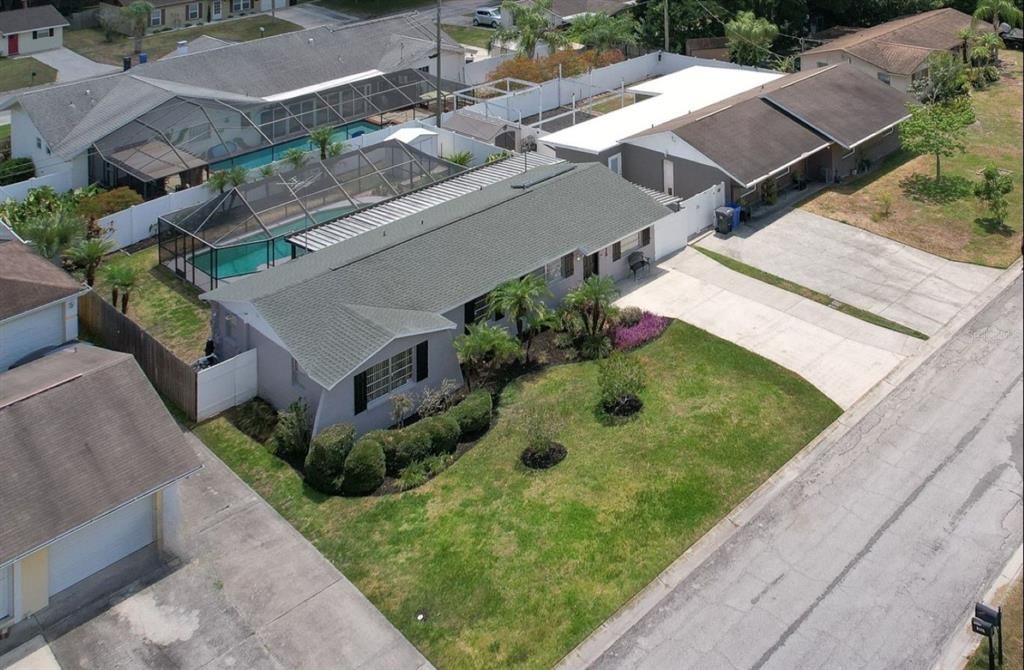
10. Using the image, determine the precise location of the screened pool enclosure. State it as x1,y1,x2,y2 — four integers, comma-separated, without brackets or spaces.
158,141,464,290
91,69,464,197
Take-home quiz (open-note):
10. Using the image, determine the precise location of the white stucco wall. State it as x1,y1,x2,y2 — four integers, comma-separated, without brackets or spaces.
9,105,83,184
0,296,79,371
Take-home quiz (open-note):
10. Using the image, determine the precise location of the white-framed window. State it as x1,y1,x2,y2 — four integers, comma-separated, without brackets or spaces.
877,71,891,85
31,29,53,39
150,8,162,25
212,0,222,15
607,152,622,175
232,0,251,12
544,259,563,281
365,349,414,402
187,2,201,19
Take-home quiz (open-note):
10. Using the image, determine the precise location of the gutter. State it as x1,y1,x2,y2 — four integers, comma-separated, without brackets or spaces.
847,117,907,150
0,286,89,328
739,141,832,189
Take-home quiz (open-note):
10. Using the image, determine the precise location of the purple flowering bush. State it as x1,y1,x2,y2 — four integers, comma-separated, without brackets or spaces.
612,311,670,351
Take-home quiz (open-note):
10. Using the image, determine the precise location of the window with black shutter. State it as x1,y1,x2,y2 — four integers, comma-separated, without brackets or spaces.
612,242,622,261
416,341,428,381
561,252,575,277
354,371,368,414
640,227,651,247
464,298,477,331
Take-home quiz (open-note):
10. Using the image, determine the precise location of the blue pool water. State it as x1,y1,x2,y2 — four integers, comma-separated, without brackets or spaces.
210,120,381,173
191,206,354,278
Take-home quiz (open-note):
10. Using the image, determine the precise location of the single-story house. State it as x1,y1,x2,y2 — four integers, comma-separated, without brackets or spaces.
799,8,988,91
0,239,86,371
202,157,674,435
101,0,286,32
0,14,467,195
0,345,201,628
0,5,68,57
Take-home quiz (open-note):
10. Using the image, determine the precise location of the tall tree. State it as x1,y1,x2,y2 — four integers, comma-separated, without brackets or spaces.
911,51,969,103
568,12,638,51
453,323,522,390
635,0,723,52
65,237,116,286
121,0,154,55
309,126,336,161
725,11,779,66
496,0,568,58
900,97,976,180
973,0,1024,30
15,209,84,262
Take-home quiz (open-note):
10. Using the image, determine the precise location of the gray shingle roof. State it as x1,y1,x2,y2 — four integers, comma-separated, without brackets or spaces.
0,5,68,34
3,13,461,152
0,345,201,567
205,162,670,388
0,239,82,322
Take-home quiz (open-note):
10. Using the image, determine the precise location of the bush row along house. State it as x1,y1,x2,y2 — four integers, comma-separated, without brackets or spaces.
799,7,991,92
0,14,467,198
0,238,200,630
540,62,911,207
201,157,676,435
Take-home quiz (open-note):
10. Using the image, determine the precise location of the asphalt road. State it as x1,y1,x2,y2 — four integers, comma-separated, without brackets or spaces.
590,275,1024,670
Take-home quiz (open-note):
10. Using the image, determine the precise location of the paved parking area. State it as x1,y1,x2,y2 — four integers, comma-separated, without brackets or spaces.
698,209,1002,337
20,48,118,83
0,432,431,670
618,249,924,409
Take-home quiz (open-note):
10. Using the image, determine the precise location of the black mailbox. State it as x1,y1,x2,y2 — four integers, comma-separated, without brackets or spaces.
972,617,994,636
976,602,1001,626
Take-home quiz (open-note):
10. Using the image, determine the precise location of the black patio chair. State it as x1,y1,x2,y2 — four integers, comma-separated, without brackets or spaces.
628,251,651,281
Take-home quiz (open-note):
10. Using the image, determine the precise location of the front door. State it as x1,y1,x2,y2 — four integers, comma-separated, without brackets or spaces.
662,158,674,196
7,34,18,56
583,252,599,278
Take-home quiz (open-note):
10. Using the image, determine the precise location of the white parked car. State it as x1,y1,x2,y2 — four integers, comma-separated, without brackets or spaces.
473,7,502,27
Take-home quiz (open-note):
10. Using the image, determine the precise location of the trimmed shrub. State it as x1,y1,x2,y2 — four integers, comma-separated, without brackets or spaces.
613,312,670,351
304,423,356,494
233,397,278,442
617,306,644,328
447,390,493,436
579,334,612,360
266,400,310,463
412,415,461,456
397,461,429,491
77,187,143,223
598,353,647,416
342,438,386,496
0,157,35,186
382,427,432,476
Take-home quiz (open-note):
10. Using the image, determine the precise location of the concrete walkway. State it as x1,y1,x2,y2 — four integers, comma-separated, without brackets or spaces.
19,48,118,83
618,248,923,409
0,431,432,670
698,209,1002,337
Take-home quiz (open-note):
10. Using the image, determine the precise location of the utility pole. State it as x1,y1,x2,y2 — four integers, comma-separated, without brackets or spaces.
436,0,443,127
663,0,669,52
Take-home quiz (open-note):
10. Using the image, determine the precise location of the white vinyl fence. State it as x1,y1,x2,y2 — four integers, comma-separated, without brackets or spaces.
196,348,258,421
652,182,725,260
0,171,74,202
100,184,211,250
464,53,518,85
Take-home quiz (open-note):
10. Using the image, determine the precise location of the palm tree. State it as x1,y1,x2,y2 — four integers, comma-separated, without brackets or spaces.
725,10,778,67
567,12,637,52
16,209,84,261
496,0,568,58
486,274,551,339
206,169,231,193
453,323,522,390
972,31,1005,65
65,237,116,286
121,0,154,55
564,275,618,337
973,0,1023,32
282,147,308,170
326,141,346,158
308,127,336,160
226,165,249,188
443,150,474,166
258,164,275,178
102,262,140,314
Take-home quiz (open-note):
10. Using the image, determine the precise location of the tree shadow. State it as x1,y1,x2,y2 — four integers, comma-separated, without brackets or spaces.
899,173,974,203
975,216,1016,236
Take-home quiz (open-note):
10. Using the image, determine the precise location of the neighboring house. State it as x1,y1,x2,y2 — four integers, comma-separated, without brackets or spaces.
0,239,85,371
544,63,910,205
799,8,987,91
0,345,201,629
202,158,673,435
0,14,467,195
0,5,68,58
101,0,285,32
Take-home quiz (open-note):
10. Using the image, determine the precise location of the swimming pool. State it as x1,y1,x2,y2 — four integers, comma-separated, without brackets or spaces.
190,206,354,278
210,120,381,173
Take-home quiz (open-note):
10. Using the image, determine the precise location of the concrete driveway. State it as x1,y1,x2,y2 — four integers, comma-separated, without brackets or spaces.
0,431,432,670
19,48,118,83
276,4,359,28
697,209,1002,337
618,249,923,409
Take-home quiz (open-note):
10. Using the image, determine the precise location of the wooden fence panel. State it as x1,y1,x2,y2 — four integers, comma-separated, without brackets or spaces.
78,291,197,420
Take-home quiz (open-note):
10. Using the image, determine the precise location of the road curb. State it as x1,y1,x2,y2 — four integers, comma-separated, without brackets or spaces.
555,258,1023,670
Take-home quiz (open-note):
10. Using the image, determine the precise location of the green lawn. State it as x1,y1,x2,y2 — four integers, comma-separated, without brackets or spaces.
198,321,841,669
0,57,57,93
441,23,494,49
803,51,1023,268
695,247,929,340
967,577,1022,670
64,16,302,65
314,0,433,16
93,245,210,362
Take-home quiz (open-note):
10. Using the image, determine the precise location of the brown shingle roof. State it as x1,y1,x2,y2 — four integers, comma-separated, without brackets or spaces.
802,8,983,75
0,240,82,321
0,4,68,34
0,345,201,566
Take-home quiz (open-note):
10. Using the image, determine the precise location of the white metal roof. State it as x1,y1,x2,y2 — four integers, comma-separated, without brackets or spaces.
540,66,784,155
288,152,563,252
383,127,438,144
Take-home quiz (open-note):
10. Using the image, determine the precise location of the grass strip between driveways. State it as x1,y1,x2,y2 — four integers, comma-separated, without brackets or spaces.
197,320,841,669
440,23,495,49
695,246,929,340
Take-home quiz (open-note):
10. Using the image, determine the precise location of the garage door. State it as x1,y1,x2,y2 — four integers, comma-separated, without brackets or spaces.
48,496,155,596
0,564,11,620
